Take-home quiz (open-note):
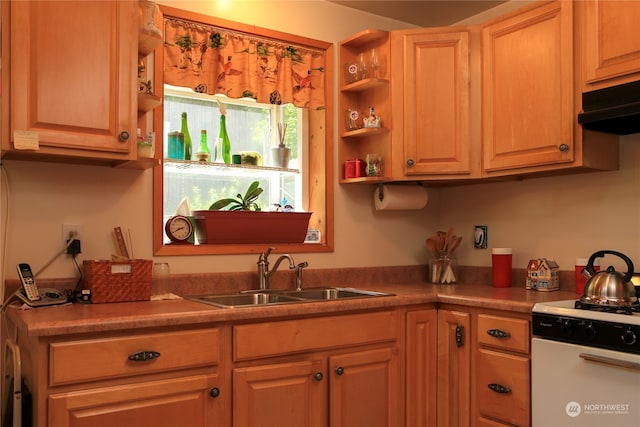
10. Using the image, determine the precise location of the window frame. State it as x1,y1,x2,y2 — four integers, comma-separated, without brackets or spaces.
152,5,334,255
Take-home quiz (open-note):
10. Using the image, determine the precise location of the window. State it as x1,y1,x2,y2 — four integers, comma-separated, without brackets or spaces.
152,7,334,255
162,87,306,234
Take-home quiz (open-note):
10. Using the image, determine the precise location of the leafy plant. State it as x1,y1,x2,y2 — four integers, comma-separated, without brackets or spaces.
208,181,263,211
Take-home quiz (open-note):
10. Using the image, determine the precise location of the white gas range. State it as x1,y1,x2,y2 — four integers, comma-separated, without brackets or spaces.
531,299,640,427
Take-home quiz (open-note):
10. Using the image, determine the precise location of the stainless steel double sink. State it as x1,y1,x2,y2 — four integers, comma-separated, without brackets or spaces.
185,287,394,308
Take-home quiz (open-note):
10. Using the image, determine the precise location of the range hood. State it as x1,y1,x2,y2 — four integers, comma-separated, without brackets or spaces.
578,80,640,135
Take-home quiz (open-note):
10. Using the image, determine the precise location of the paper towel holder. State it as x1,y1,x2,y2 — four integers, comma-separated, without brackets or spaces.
377,183,424,202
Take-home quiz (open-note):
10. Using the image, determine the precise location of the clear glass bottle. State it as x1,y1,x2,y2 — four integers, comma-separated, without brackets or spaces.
196,130,210,162
180,112,192,161
218,114,231,164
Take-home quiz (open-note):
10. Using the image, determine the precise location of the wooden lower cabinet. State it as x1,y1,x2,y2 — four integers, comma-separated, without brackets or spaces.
475,313,531,427
231,310,402,427
48,374,223,427
329,347,399,427
14,327,226,427
477,349,530,426
437,309,472,427
437,306,532,427
233,360,326,427
405,309,438,427
11,304,532,427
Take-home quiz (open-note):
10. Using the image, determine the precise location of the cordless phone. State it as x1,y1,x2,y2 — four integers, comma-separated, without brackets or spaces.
15,263,66,307
17,263,40,301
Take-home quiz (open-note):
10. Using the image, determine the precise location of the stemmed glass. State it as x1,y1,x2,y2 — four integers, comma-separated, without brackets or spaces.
370,48,380,79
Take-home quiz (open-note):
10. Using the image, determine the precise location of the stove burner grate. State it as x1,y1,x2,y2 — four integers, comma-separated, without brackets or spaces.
574,300,640,315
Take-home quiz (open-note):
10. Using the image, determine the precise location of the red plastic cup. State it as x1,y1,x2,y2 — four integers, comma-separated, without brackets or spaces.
575,258,600,295
492,248,513,288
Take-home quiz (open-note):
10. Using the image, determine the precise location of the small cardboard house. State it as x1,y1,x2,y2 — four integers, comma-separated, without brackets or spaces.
526,258,560,291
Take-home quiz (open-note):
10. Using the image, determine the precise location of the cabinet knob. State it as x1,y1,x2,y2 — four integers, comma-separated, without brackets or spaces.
486,328,510,339
119,131,130,142
314,372,324,381
406,159,415,168
127,350,160,362
488,383,511,394
209,387,220,398
559,143,569,152
335,366,344,376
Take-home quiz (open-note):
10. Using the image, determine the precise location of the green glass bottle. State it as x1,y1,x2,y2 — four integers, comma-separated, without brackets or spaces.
196,130,210,162
180,112,192,160
218,114,231,164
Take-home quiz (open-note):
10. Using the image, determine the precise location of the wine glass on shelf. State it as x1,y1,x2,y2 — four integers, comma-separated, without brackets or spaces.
358,52,368,80
370,48,380,79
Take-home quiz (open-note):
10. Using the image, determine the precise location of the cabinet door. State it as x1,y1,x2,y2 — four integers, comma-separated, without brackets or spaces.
395,29,472,176
406,309,437,427
583,0,640,89
482,1,574,173
9,0,137,160
329,347,401,427
437,309,471,427
48,374,223,427
233,360,326,427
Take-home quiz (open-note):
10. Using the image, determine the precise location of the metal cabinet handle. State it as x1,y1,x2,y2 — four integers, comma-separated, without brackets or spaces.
119,130,130,142
488,383,511,394
209,387,220,398
559,143,569,152
335,366,344,376
314,372,324,381
486,328,510,339
579,353,640,371
455,324,464,347
128,350,160,362
406,159,415,168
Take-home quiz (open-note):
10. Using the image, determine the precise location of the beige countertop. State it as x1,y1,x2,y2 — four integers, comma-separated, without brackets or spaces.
6,281,579,337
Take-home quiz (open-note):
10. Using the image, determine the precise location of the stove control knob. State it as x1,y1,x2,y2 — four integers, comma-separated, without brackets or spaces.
562,319,576,336
621,329,637,346
584,322,597,340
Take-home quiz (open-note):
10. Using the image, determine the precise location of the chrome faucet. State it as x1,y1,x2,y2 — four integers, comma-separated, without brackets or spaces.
295,261,309,291
257,247,296,290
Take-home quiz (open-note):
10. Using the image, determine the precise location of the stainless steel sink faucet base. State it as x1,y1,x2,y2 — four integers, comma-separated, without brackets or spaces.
257,247,297,290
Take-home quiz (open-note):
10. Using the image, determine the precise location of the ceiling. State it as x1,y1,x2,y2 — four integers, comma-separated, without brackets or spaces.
327,1,508,27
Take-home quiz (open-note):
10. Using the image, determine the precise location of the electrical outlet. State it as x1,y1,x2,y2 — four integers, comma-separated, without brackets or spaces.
62,223,83,246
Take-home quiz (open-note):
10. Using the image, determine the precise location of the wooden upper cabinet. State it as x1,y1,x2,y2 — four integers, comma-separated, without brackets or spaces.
482,1,575,174
7,0,137,162
390,28,477,179
581,0,640,90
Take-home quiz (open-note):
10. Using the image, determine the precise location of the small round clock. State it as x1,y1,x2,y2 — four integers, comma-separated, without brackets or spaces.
164,215,194,244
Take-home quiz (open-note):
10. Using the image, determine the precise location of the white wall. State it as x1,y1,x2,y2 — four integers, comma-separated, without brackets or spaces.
1,1,639,280
435,135,640,271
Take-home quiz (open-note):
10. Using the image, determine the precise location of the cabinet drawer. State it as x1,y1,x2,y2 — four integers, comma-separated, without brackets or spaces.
477,314,529,353
234,311,398,361
50,328,220,386
477,349,530,427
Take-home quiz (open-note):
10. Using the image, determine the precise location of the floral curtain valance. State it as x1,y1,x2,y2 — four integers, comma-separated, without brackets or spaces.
163,17,326,110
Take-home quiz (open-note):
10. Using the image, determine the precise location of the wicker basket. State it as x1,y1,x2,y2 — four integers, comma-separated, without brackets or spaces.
83,259,152,303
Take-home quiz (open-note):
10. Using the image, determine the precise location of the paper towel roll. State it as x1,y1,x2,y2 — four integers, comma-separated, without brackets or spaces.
374,185,428,210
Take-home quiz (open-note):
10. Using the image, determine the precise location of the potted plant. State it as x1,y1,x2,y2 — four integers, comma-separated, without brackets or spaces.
192,181,311,244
